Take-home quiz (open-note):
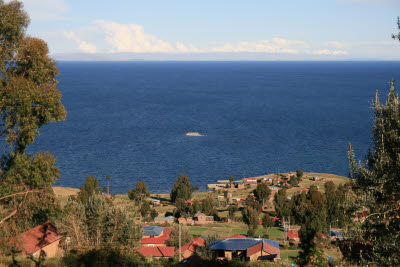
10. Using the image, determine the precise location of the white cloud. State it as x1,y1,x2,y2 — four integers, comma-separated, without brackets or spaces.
94,20,174,53
313,49,348,55
175,42,201,53
211,38,307,54
324,41,345,48
64,32,97,54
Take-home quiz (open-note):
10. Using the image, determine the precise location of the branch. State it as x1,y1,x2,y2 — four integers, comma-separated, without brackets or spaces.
0,190,43,201
0,209,17,225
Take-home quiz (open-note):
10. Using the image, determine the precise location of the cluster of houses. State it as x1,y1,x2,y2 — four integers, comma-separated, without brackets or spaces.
136,225,281,263
153,212,215,226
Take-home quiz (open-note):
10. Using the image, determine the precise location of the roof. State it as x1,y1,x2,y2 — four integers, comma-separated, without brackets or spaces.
222,234,246,239
209,238,280,259
141,228,171,245
136,246,175,257
154,216,174,221
287,230,299,239
143,226,164,236
194,212,206,217
181,237,205,253
209,238,261,251
13,221,63,254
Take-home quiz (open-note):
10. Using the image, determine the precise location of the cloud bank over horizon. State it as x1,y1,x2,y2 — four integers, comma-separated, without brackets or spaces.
12,0,400,61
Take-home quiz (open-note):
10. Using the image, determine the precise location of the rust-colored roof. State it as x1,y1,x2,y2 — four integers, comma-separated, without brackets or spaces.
287,230,299,239
180,237,205,253
222,234,246,239
136,246,175,257
14,221,62,255
263,242,280,257
246,242,262,257
163,228,172,236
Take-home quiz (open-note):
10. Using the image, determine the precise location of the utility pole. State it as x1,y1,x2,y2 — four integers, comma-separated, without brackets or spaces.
179,222,182,262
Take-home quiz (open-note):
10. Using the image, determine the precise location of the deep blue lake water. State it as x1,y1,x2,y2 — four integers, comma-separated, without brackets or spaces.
27,61,400,193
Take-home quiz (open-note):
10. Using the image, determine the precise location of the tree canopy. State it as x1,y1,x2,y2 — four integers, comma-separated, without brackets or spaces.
0,0,66,234
170,174,198,203
348,80,400,265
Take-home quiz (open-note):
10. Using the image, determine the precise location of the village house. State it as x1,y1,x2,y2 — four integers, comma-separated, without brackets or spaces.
313,176,321,181
136,246,175,259
11,221,64,258
178,217,194,225
152,199,161,207
233,182,244,189
209,238,280,262
286,230,299,241
244,177,258,187
154,216,174,225
141,227,172,247
179,237,205,259
194,211,214,224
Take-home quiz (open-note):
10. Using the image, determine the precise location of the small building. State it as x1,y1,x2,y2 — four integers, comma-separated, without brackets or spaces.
286,230,299,241
154,216,174,225
209,238,280,262
136,246,175,259
178,217,187,225
180,237,205,259
234,182,244,189
152,199,161,207
194,212,214,224
12,221,64,258
141,228,171,247
244,178,258,187
312,176,320,181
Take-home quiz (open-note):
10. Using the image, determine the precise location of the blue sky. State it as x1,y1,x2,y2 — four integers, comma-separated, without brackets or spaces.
15,0,400,60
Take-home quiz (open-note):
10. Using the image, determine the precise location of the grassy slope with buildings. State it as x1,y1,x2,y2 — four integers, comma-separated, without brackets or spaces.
52,172,349,265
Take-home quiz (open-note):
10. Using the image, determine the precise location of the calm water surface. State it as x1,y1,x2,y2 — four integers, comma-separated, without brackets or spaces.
28,61,400,193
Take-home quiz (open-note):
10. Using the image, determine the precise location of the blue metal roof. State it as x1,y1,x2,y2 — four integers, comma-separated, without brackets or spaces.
326,256,335,261
154,216,174,221
143,226,164,236
209,238,261,251
209,238,280,251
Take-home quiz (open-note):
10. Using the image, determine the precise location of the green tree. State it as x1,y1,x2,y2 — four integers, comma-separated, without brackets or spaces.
78,175,101,205
170,174,198,203
296,169,304,179
201,196,215,216
289,175,300,186
140,200,151,218
273,189,292,219
166,224,192,248
0,0,66,232
128,181,150,220
150,209,158,220
229,176,234,186
228,204,238,220
242,206,259,237
348,80,400,265
253,182,271,207
174,198,188,218
262,213,274,238
197,234,220,260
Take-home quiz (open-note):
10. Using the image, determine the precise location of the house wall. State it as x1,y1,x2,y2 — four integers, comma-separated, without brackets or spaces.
143,243,166,247
32,240,62,258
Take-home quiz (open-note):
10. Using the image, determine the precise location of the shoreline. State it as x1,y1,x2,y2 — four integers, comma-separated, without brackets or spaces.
53,171,349,197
